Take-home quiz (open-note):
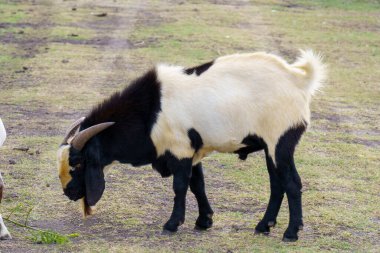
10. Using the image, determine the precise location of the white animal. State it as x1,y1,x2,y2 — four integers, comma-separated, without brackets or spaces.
0,118,11,240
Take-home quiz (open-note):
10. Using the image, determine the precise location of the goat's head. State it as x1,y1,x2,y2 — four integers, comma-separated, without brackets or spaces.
57,117,114,216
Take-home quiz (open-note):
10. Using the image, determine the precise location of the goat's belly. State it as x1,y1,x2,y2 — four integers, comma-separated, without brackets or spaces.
192,137,248,165
192,143,249,165
193,112,255,148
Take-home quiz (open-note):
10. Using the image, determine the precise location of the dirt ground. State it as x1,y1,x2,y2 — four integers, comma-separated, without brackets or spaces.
0,0,379,252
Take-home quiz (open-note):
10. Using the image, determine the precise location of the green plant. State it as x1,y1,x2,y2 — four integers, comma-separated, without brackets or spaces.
29,230,79,244
3,203,80,244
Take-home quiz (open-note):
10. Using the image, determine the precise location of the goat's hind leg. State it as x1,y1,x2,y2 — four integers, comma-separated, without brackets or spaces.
279,159,303,242
255,149,284,235
190,163,214,230
277,125,306,241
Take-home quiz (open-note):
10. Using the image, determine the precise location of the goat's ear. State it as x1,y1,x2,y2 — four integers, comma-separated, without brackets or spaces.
84,144,105,212
85,163,105,207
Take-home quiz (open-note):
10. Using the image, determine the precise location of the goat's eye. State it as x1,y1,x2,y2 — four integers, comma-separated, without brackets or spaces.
70,164,81,172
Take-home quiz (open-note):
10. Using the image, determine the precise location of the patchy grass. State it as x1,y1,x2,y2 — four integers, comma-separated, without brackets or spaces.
0,0,379,252
0,1,27,23
49,26,97,41
295,0,380,11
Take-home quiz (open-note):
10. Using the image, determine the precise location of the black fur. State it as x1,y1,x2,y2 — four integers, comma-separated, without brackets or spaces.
184,61,214,76
188,128,203,152
190,163,214,230
152,151,175,178
80,69,161,167
275,123,306,166
162,156,193,232
65,69,162,202
64,165,85,201
254,148,284,235
84,138,105,207
65,147,86,201
234,134,266,160
275,123,306,241
69,147,84,166
254,123,306,241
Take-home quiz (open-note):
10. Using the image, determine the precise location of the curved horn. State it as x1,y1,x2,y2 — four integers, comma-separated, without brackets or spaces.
61,117,86,145
71,122,115,151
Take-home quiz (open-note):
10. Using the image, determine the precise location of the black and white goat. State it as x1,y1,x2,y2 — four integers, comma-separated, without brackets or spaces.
0,118,11,240
58,50,326,241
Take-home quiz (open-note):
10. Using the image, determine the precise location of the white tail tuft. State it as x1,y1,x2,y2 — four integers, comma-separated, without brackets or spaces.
292,49,327,95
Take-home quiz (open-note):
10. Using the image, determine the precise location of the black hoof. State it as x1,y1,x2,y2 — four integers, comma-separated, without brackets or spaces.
195,214,213,230
255,221,270,235
194,225,207,231
282,236,298,242
282,225,300,242
163,220,182,232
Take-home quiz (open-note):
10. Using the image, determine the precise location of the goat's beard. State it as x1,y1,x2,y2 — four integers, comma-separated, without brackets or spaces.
81,197,94,217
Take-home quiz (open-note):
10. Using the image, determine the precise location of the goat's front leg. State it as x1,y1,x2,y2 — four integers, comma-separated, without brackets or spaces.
0,214,12,240
163,157,192,232
190,163,214,230
0,173,11,240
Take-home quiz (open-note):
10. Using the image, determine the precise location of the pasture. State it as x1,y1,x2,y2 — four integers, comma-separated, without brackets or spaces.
0,0,379,252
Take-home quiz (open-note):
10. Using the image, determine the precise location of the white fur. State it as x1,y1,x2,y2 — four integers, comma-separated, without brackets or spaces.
0,118,11,240
0,118,6,147
0,213,12,240
292,49,327,95
151,51,326,164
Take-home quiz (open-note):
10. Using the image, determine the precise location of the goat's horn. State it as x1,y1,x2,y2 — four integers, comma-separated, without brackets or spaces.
61,117,86,145
71,122,115,151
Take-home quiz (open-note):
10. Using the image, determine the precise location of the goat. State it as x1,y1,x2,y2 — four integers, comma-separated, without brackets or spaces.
0,118,11,240
57,50,326,241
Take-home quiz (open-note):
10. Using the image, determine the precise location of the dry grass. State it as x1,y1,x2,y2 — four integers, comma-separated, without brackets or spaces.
0,0,379,252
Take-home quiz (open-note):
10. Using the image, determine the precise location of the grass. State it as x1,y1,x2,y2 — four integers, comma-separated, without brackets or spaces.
49,26,97,41
0,0,379,252
0,1,27,23
295,0,380,11
29,230,79,244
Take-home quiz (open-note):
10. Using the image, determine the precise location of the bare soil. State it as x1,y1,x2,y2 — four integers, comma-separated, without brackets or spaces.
1,0,379,252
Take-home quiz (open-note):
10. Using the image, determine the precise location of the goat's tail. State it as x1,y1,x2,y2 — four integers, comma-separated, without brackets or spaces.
291,49,327,96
